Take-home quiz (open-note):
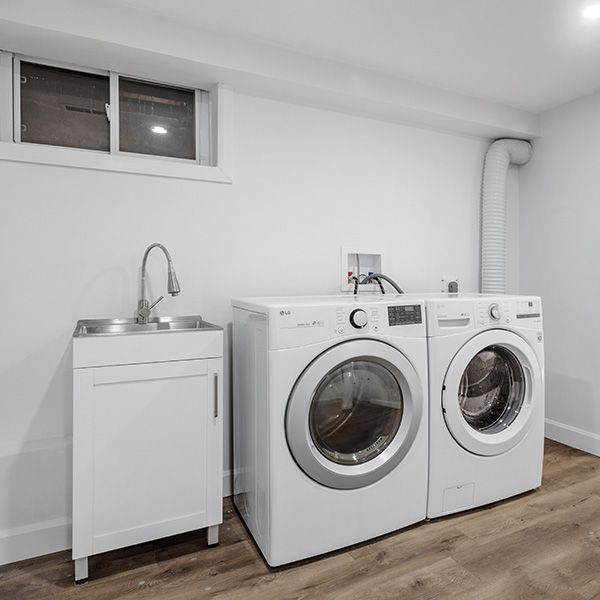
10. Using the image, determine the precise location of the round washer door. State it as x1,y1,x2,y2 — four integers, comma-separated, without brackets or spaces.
442,329,542,457
286,339,423,490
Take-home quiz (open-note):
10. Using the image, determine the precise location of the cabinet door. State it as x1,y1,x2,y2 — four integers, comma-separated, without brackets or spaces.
73,358,222,557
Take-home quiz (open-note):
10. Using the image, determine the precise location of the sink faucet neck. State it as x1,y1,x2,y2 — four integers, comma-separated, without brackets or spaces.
137,243,181,324
140,243,173,303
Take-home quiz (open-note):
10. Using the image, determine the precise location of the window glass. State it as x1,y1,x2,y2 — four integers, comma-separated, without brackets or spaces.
119,77,195,160
309,359,403,465
458,345,525,434
20,62,110,150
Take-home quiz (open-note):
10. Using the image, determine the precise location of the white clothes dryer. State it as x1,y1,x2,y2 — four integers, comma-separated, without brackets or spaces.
423,294,544,518
232,295,428,566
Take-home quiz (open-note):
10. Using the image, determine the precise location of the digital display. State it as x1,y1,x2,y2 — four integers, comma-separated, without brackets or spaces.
388,305,422,326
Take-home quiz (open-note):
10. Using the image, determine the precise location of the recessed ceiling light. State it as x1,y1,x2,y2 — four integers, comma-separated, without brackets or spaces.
583,4,600,20
151,125,167,134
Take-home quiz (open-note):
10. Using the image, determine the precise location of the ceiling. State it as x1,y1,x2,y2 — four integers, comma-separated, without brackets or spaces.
99,0,600,113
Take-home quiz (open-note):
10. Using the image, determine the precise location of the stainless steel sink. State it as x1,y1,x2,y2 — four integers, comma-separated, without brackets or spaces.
73,315,218,337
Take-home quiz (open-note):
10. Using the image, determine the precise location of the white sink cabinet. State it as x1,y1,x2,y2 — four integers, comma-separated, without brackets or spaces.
72,322,223,583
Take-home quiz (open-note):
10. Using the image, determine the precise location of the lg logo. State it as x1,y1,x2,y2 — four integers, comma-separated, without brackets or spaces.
280,310,291,316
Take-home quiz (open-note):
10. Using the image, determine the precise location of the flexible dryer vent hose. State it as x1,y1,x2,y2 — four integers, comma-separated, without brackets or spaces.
481,138,533,294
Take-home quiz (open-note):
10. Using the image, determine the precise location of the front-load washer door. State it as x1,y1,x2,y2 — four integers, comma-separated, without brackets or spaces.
442,329,542,457
285,339,423,490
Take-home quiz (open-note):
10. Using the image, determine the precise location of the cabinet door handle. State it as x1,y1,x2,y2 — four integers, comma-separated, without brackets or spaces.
213,372,218,418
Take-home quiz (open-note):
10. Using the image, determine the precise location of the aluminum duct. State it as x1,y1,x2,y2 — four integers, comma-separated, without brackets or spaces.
480,138,533,294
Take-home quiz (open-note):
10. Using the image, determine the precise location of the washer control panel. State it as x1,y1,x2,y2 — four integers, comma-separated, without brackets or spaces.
268,299,427,348
387,304,422,326
349,308,369,329
333,302,424,337
336,305,380,334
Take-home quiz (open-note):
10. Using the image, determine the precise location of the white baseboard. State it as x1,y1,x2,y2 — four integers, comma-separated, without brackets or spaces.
0,518,71,567
545,418,600,457
0,469,233,568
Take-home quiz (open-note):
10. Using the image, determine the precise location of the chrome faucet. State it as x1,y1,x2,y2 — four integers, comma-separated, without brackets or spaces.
136,243,181,323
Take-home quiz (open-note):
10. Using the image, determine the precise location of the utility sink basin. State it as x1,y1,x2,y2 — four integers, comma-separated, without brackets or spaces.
72,315,223,368
74,316,218,337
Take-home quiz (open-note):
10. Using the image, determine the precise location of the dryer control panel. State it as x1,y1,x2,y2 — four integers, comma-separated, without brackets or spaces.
427,295,543,338
477,299,511,326
476,297,542,328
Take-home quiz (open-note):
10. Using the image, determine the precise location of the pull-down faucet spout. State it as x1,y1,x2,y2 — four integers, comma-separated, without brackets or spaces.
136,243,181,323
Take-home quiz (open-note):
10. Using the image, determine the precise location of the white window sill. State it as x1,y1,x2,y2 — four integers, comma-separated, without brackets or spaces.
0,141,232,183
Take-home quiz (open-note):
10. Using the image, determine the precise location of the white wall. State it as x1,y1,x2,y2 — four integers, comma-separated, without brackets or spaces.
0,92,488,564
520,91,600,455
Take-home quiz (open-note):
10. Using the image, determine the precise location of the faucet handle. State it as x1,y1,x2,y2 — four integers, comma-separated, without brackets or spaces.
136,296,163,324
149,295,164,310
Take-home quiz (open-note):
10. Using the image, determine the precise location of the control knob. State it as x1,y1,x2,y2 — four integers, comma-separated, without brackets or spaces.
489,303,501,321
349,309,368,329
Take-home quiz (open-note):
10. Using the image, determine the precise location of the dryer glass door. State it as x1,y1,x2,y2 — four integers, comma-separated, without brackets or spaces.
442,329,542,457
309,358,403,466
458,345,525,434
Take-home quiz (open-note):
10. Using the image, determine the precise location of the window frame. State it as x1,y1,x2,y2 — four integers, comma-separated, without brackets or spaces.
0,52,231,183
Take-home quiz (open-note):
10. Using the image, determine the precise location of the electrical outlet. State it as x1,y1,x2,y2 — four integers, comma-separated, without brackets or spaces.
441,276,460,293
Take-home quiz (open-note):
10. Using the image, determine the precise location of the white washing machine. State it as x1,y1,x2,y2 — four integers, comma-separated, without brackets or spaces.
424,294,544,518
232,295,428,566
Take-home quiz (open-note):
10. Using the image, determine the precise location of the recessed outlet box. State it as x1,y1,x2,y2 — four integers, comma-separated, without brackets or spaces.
341,247,384,292
441,276,460,293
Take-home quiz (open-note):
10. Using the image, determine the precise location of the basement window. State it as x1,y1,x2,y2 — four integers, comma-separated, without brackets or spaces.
118,77,196,160
19,62,110,151
4,54,228,180
15,59,207,162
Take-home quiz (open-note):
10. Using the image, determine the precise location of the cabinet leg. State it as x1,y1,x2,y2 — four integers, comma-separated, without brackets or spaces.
207,524,219,546
74,557,88,584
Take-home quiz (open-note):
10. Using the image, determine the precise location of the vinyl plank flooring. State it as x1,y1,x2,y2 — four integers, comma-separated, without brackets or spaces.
458,568,586,600
327,556,482,600
1,439,599,600
450,486,597,546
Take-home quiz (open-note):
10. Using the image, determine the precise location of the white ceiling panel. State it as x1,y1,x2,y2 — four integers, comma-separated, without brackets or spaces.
99,0,600,112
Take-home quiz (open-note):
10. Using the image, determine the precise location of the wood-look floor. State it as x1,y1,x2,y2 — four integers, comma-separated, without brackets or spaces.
1,440,599,599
